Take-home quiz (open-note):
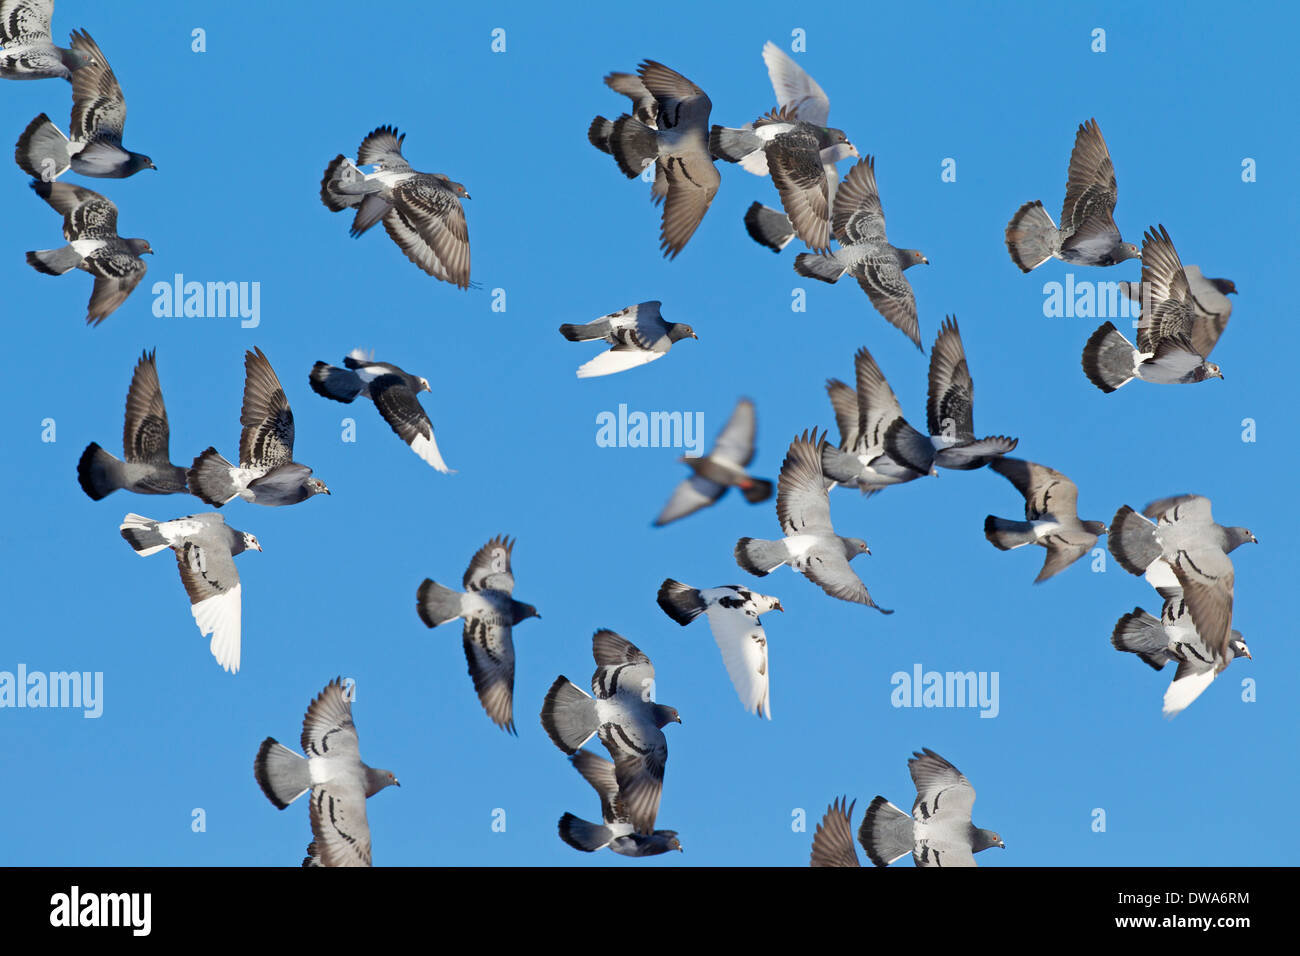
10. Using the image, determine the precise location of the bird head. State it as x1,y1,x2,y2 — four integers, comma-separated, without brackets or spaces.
242,532,263,553
654,704,682,728
364,767,400,797
669,323,698,342
309,478,331,496
1122,242,1141,261
843,537,871,559
976,829,1005,852
128,238,154,256
1211,278,1237,295
902,249,929,269
127,153,157,174
518,603,541,622
418,377,432,393
1230,636,1251,661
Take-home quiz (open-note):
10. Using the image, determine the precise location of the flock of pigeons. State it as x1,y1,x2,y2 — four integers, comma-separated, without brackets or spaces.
6,2,1256,866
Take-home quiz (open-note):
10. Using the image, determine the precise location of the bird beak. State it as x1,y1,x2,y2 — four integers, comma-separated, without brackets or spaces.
676,715,683,724
1243,650,1253,661
921,256,930,265
395,779,402,788
691,331,699,340
774,602,784,612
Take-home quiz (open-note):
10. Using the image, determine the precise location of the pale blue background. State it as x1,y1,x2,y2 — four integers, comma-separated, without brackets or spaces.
1,0,1295,866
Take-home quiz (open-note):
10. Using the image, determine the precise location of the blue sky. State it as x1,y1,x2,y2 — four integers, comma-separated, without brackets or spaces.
1,0,1296,867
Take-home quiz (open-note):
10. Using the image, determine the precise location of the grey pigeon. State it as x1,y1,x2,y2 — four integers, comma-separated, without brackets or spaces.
587,72,667,206
14,30,155,178
712,104,857,252
320,126,471,288
309,348,452,472
1083,226,1224,392
793,157,928,348
1119,266,1236,360
189,348,330,507
590,60,720,259
884,317,1017,472
25,179,151,324
657,579,782,719
0,0,93,80
1004,118,1138,271
1111,593,1251,718
254,677,400,867
78,349,189,500
653,397,772,526
1108,494,1255,660
743,42,858,253
809,796,863,867
557,751,683,857
559,300,697,378
860,748,1005,868
734,429,891,612
415,535,540,734
119,511,261,673
821,346,933,495
983,457,1108,582
540,629,681,834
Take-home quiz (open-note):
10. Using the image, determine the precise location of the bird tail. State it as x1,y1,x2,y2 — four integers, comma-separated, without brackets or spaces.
14,113,71,180
308,361,362,403
587,115,614,155
26,245,82,275
1081,322,1135,393
656,579,707,626
882,418,935,475
186,448,240,507
740,477,774,504
319,154,363,211
119,513,168,556
1110,608,1170,671
608,114,659,179
820,445,861,485
415,579,462,628
734,537,787,577
558,320,611,342
860,796,914,867
1108,505,1161,576
77,443,126,500
744,202,796,253
557,813,614,853
708,124,762,163
1004,199,1057,272
540,677,598,754
984,515,1036,551
254,737,311,810
793,252,846,284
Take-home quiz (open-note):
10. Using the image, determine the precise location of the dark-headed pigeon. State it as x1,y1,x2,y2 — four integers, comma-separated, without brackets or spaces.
559,300,696,378
654,397,771,526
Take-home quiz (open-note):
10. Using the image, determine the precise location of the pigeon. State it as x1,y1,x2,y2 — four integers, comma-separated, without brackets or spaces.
653,397,772,526
711,104,857,252
254,677,400,867
983,457,1108,582
1111,594,1251,718
119,511,260,673
320,126,471,288
589,60,720,259
1004,118,1138,271
0,0,93,80
25,179,151,324
793,157,929,349
540,629,681,834
1082,226,1224,392
742,42,859,253
188,348,331,507
657,579,782,718
885,316,1018,471
821,346,933,495
860,748,1005,867
734,429,891,612
559,301,696,378
309,348,452,472
77,349,189,500
1119,266,1236,360
587,72,667,206
415,535,540,734
557,751,683,856
1108,494,1255,657
809,796,864,867
14,30,155,178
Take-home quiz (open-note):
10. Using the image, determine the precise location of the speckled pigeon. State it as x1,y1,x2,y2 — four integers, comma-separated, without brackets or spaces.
541,630,681,834
860,748,1005,867
559,300,696,378
654,397,771,525
1005,118,1137,271
416,535,540,734
320,126,471,288
984,457,1108,582
557,750,683,856
25,179,151,324
793,157,928,348
254,677,400,867
657,579,782,719
188,348,330,507
119,511,261,673
309,348,452,472
78,349,189,500
0,0,93,80
14,30,154,177
1119,265,1236,360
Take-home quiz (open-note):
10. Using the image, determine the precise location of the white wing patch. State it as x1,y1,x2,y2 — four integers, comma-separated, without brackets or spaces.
576,348,664,379
191,582,242,673
408,430,453,473
1162,668,1216,718
703,604,771,719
